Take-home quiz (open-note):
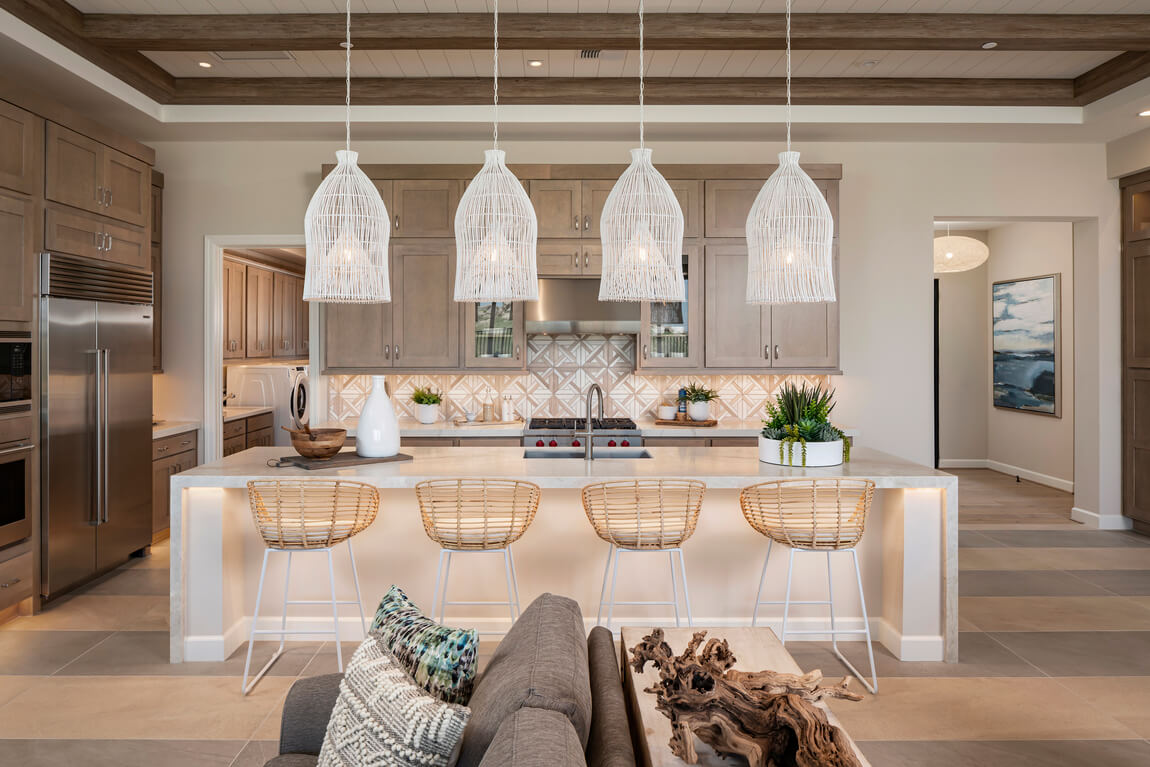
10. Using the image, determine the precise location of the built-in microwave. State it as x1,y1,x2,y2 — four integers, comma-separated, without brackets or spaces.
0,335,31,408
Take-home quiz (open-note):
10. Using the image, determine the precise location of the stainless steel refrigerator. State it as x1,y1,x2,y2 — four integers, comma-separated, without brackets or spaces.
40,253,153,599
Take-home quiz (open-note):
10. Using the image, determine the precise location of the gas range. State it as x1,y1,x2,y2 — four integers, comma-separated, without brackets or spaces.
523,417,642,448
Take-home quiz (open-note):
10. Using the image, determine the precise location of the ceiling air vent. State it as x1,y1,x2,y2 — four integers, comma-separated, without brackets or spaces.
213,51,296,62
580,50,601,59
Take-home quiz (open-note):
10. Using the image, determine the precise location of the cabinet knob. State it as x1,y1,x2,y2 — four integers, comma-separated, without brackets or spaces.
0,577,20,589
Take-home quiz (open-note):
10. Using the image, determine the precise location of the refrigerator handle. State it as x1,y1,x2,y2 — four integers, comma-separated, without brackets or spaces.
101,348,111,525
92,348,103,527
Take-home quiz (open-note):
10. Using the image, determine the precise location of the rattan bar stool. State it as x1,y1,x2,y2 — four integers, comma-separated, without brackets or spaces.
740,478,878,693
582,479,706,632
416,479,541,631
242,479,379,695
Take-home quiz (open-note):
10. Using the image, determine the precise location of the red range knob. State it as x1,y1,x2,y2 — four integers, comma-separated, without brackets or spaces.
621,440,630,447
608,440,617,447
536,440,545,447
572,439,581,447
549,440,558,447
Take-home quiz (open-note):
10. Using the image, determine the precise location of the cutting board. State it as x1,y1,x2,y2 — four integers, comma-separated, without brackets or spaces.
272,452,414,470
652,418,718,428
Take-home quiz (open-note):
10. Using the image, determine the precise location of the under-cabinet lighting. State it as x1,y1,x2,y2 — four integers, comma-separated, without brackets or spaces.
528,59,543,68
981,42,998,49
198,61,213,68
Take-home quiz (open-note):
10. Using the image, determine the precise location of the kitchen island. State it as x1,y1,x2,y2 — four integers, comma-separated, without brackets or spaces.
169,446,957,664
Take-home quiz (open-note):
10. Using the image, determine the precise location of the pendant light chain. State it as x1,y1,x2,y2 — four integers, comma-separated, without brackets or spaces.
493,0,499,150
785,0,791,152
639,0,644,150
343,0,351,153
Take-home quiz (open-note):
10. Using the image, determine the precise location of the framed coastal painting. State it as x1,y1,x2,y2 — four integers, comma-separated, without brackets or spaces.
992,274,1061,417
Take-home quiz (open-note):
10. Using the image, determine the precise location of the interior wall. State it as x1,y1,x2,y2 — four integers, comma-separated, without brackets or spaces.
936,232,989,466
1107,125,1150,179
986,222,1076,490
149,137,1122,522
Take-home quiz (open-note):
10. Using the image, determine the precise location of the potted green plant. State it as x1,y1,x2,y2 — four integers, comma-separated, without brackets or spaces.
411,386,443,424
759,382,850,466
682,382,719,422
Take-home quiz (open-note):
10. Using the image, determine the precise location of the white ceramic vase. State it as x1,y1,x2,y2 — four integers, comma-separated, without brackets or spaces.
415,403,439,425
686,401,711,421
357,376,400,458
758,436,844,467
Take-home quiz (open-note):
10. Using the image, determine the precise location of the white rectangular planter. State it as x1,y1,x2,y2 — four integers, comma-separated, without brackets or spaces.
759,436,844,467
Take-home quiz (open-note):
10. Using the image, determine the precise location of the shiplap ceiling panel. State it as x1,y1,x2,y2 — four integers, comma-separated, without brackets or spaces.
66,0,1150,12
144,48,1117,76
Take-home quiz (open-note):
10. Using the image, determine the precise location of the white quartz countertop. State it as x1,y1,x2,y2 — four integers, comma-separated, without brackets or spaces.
173,445,954,491
152,420,201,440
222,405,275,423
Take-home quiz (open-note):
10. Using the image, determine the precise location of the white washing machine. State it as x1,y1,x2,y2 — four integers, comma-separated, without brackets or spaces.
226,364,310,446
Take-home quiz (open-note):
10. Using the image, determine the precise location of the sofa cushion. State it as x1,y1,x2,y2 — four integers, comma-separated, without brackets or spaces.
279,674,343,757
317,634,471,767
477,707,588,767
370,584,480,705
457,593,592,767
585,626,637,767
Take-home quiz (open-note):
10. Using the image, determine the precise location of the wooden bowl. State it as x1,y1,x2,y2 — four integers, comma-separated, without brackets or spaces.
283,427,347,460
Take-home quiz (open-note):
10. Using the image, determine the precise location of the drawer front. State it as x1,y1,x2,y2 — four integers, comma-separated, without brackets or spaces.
709,437,758,447
455,437,521,447
223,420,246,439
45,206,149,270
0,414,32,445
247,412,274,432
400,437,456,447
153,430,197,460
645,437,708,447
0,551,33,610
246,426,273,449
222,434,246,456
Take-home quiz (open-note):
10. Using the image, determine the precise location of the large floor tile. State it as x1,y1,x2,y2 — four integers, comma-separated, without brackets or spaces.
3,596,169,632
0,675,293,740
1070,570,1150,595
298,642,361,678
0,676,42,707
825,677,1137,741
857,740,1150,767
0,630,112,675
0,740,245,767
958,548,1057,571
989,631,1150,676
957,531,1004,548
979,530,1150,548
84,568,170,597
958,570,1110,597
1031,547,1150,570
959,596,1150,631
786,632,1042,679
56,632,321,677
1057,677,1150,737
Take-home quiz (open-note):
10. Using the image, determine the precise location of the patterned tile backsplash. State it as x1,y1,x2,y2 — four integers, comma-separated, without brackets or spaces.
326,334,830,422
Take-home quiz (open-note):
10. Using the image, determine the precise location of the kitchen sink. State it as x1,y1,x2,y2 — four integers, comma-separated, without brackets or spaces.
523,447,653,460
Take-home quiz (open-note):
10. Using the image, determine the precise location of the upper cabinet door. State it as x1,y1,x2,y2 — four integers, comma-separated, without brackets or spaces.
46,123,104,216
323,301,394,372
638,245,701,370
0,192,35,322
222,259,246,359
273,271,297,358
295,277,310,358
703,244,770,369
392,242,459,368
1127,180,1150,244
537,239,583,277
530,180,582,238
669,180,702,239
704,180,762,238
392,180,459,237
102,148,150,227
463,301,525,369
0,101,43,196
768,241,839,369
580,180,615,238
150,183,162,244
245,265,275,358
581,243,602,276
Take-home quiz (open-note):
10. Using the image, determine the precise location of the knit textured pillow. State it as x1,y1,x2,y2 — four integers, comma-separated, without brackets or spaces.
370,584,479,705
318,635,471,767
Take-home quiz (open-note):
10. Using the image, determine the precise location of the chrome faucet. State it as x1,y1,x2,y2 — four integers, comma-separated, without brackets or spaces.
583,383,604,461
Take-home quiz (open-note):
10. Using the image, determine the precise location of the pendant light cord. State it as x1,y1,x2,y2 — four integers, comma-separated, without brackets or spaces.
785,0,791,152
639,0,645,150
493,0,499,150
343,0,351,153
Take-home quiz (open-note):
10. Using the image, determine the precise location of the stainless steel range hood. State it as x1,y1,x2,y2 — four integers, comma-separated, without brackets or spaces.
525,278,640,334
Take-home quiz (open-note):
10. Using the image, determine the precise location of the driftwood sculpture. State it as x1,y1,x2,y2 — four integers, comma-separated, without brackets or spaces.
629,629,864,767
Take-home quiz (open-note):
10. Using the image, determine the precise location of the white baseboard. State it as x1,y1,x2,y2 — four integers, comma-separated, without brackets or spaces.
1071,506,1133,530
938,458,1073,493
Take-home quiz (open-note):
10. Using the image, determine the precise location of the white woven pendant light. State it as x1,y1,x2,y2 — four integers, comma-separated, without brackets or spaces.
454,0,538,302
598,0,684,303
303,0,390,303
745,0,835,305
933,224,989,273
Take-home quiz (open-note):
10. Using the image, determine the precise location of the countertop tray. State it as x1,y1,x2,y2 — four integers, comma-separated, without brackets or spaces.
652,418,718,428
272,452,414,470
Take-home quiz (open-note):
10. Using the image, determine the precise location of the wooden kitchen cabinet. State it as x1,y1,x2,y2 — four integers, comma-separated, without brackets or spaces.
392,180,459,237
245,265,274,358
324,301,394,370
579,180,615,238
46,123,149,227
536,240,601,277
0,192,35,323
247,427,274,448
0,100,43,195
273,271,297,358
770,301,838,368
222,435,246,456
704,180,761,238
670,180,702,239
531,180,583,238
393,242,459,368
152,429,198,538
222,258,246,358
45,205,148,270
463,301,525,369
704,244,771,369
295,277,309,357
638,245,702,370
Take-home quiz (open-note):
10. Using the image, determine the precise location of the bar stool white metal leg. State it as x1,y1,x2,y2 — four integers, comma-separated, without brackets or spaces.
430,546,522,632
597,545,694,633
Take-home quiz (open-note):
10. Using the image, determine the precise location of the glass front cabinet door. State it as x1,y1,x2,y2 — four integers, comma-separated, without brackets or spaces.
464,301,526,369
638,244,702,370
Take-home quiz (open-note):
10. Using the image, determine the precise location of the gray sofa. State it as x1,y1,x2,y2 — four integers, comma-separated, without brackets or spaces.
266,593,637,767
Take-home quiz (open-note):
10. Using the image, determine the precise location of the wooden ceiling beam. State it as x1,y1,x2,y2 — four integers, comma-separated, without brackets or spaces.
83,13,1150,53
169,77,1076,108
1074,51,1150,105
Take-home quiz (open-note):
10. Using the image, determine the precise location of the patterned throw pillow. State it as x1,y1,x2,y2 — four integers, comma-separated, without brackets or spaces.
318,636,471,767
370,584,479,705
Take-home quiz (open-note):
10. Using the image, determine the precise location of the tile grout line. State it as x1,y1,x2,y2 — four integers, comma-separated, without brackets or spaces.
49,630,121,677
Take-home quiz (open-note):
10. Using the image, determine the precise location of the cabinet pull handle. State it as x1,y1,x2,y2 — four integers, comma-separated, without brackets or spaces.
514,344,521,360
384,344,390,359
106,189,112,207
764,344,769,359
642,344,648,359
573,252,578,269
394,215,400,230
584,253,589,268
180,440,192,447
0,578,21,589
104,233,112,251
157,445,168,453
573,215,579,231
395,345,400,360
774,344,780,359
584,215,591,231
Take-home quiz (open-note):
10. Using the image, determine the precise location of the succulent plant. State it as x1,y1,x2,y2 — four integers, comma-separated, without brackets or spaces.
411,386,443,405
760,381,849,464
682,382,719,403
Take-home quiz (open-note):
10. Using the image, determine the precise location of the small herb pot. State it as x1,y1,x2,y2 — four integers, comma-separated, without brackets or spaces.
758,436,844,467
415,403,440,424
686,401,711,421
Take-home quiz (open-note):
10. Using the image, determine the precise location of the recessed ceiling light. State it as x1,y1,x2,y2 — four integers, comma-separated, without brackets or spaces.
528,59,543,68
198,61,213,68
1141,109,1150,117
981,41,998,49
